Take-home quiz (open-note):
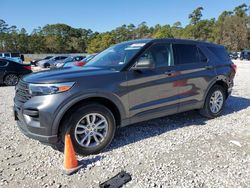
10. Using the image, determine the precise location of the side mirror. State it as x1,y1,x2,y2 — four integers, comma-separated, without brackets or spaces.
131,59,155,70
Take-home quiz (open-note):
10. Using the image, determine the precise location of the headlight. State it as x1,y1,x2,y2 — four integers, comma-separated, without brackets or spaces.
29,82,75,96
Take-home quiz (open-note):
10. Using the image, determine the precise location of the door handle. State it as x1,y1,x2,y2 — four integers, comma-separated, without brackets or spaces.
205,65,214,70
164,70,175,76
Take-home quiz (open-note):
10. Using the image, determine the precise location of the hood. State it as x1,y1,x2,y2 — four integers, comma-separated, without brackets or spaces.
23,66,116,84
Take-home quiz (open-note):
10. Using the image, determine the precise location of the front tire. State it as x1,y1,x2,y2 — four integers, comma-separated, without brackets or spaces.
4,74,19,86
199,85,226,118
59,104,116,155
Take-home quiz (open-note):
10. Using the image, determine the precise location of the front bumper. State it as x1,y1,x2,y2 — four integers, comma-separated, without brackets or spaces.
14,105,58,144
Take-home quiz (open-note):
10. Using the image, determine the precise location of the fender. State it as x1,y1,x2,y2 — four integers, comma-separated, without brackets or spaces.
202,75,230,105
51,89,127,135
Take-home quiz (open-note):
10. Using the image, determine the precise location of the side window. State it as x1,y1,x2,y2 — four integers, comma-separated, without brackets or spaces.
54,57,60,60
134,49,155,69
208,47,230,62
197,48,207,62
75,57,82,61
135,43,173,68
4,53,10,57
0,60,8,67
173,44,200,65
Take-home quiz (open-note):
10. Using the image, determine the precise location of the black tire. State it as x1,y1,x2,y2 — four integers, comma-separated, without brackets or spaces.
44,63,50,68
4,74,19,86
199,85,226,118
56,104,116,155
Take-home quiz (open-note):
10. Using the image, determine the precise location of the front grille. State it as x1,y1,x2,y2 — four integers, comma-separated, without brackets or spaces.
16,80,31,103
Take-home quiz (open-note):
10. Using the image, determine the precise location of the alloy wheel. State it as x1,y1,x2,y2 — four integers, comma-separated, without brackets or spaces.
209,90,224,114
74,113,108,148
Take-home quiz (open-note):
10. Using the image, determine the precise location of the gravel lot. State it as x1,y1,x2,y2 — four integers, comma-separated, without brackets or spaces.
0,60,250,188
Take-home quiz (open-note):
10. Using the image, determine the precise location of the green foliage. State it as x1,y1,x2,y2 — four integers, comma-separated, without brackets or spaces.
0,3,249,53
189,7,204,25
152,25,173,38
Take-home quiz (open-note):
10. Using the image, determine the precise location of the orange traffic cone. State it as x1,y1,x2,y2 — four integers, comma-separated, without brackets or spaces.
63,134,82,175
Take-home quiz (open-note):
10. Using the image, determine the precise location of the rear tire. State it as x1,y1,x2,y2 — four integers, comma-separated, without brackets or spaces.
44,63,50,68
199,85,226,118
56,104,116,155
4,74,19,86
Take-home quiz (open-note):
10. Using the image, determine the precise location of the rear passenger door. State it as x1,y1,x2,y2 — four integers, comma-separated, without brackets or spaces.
172,43,217,112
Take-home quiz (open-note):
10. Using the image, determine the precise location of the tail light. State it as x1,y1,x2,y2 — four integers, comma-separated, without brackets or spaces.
230,63,237,72
24,65,32,70
74,61,87,67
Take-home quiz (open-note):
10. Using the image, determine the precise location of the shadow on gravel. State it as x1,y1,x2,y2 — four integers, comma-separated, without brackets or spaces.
107,95,250,152
223,96,250,115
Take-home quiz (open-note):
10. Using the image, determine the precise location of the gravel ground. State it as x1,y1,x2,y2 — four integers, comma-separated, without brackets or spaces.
0,60,250,188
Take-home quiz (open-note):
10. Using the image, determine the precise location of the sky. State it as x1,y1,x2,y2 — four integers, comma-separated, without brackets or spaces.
1,0,249,33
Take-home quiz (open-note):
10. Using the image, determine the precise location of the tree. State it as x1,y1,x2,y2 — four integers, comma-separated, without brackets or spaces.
152,25,173,38
234,4,249,17
189,7,204,25
87,32,116,53
0,19,16,33
0,4,250,53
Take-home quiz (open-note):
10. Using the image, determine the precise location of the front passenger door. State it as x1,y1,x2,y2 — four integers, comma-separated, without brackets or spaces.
126,43,180,123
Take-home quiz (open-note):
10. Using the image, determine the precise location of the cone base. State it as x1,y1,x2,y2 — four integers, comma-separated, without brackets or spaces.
63,163,83,175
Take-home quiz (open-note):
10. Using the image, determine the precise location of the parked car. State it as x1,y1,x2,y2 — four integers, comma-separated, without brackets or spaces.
229,52,238,60
0,52,24,63
30,56,53,66
37,56,68,68
63,54,96,68
0,58,32,86
55,55,86,68
240,50,250,60
14,39,236,155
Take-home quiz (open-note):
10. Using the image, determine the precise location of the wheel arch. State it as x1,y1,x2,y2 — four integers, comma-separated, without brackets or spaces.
52,93,125,136
203,76,229,104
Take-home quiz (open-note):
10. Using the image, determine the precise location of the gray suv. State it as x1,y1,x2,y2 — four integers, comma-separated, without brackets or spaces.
14,39,236,155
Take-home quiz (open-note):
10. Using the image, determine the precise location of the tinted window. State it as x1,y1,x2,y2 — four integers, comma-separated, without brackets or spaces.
11,53,20,57
208,47,229,61
173,44,200,65
136,43,173,68
4,53,10,57
198,48,207,62
75,56,84,61
0,60,8,67
60,56,68,60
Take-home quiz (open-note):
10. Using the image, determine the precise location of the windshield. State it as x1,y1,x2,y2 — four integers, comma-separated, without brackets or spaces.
44,56,53,60
64,56,74,63
85,42,147,71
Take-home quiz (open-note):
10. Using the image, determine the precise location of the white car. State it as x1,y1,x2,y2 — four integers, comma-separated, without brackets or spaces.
37,56,68,68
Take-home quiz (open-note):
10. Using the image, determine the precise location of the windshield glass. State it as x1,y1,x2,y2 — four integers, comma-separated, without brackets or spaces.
85,42,147,71
64,56,74,63
44,56,53,60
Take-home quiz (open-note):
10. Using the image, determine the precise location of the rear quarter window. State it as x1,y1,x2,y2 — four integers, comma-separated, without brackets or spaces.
208,46,230,62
